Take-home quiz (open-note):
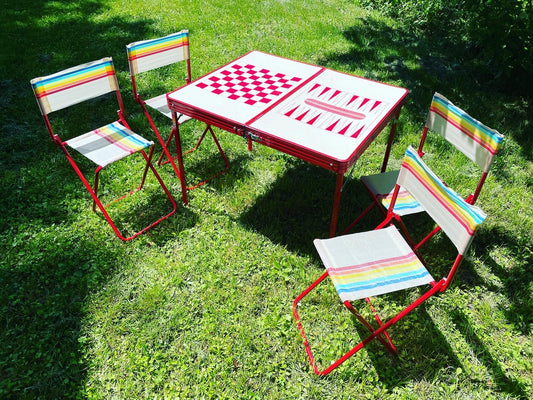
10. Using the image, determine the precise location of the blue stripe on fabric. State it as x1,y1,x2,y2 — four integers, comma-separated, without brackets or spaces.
433,95,503,143
404,147,485,224
131,32,187,51
333,269,432,294
107,122,148,147
32,60,113,89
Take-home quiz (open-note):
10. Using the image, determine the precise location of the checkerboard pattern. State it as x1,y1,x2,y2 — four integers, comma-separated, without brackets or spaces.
196,63,303,106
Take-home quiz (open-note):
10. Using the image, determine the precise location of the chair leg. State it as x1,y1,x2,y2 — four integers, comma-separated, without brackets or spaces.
294,271,445,375
342,187,390,235
157,127,177,166
185,125,230,190
92,166,102,212
343,300,396,354
65,144,176,241
293,271,330,375
159,124,230,190
341,201,377,235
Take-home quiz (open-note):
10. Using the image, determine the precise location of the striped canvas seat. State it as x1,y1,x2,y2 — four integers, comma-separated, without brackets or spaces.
30,57,176,241
347,92,503,229
314,225,433,301
361,170,424,216
294,146,486,375
66,121,153,167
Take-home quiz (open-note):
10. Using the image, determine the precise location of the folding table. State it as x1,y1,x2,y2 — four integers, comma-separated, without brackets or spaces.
167,51,408,236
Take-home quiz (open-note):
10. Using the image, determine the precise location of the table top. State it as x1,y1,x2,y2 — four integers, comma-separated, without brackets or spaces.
167,51,408,173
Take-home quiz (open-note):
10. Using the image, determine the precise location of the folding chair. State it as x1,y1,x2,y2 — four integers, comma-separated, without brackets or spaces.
342,92,503,235
126,30,229,200
31,57,177,241
293,146,487,375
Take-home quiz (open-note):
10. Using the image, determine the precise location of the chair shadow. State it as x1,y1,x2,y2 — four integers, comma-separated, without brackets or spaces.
339,289,528,399
449,309,529,399
469,227,533,336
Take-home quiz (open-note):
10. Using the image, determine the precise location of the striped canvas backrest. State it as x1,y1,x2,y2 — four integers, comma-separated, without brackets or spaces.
426,92,504,172
397,146,486,254
31,57,118,115
127,30,190,75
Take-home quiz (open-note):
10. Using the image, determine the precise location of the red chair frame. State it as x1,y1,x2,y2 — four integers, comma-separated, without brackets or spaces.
126,31,229,205
31,57,177,241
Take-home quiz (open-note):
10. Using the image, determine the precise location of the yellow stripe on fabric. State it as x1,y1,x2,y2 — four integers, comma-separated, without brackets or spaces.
379,190,419,211
431,97,502,154
128,36,188,59
97,123,147,153
33,63,114,97
402,149,482,234
329,257,422,285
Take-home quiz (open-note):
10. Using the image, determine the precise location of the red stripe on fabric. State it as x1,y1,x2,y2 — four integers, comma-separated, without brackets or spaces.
92,125,136,154
328,252,418,274
402,161,475,235
430,105,496,155
129,42,187,61
36,71,115,98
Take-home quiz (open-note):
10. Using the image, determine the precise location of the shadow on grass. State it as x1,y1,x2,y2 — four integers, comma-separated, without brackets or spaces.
468,227,532,336
239,159,341,256
450,309,529,399
0,231,121,398
317,15,533,162
0,0,188,397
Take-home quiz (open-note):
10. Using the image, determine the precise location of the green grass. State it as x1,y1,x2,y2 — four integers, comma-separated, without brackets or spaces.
1,0,532,398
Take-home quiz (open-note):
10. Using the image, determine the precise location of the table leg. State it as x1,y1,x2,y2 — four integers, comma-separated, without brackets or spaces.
329,173,344,237
380,109,400,173
172,113,189,206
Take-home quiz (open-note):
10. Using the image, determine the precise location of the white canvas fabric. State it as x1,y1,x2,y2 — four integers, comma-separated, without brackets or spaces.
127,30,190,75
314,226,433,302
66,121,153,167
31,58,118,115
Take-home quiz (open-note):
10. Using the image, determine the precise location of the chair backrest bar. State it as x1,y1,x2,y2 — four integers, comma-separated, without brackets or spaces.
127,30,190,75
31,57,118,116
396,146,486,254
426,92,504,172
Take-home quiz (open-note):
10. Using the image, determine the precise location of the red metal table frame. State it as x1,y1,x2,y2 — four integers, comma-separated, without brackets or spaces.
167,51,408,236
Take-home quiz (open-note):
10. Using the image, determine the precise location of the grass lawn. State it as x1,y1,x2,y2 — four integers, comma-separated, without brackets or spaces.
1,0,532,398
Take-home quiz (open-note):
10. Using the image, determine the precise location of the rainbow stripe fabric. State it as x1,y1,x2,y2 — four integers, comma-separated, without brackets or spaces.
314,226,434,301
66,121,152,167
398,146,486,252
378,189,424,215
428,92,503,171
32,59,114,98
31,58,117,114
127,30,189,74
361,170,425,216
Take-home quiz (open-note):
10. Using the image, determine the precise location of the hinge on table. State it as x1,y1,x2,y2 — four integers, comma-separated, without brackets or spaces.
234,126,262,143
245,131,262,143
